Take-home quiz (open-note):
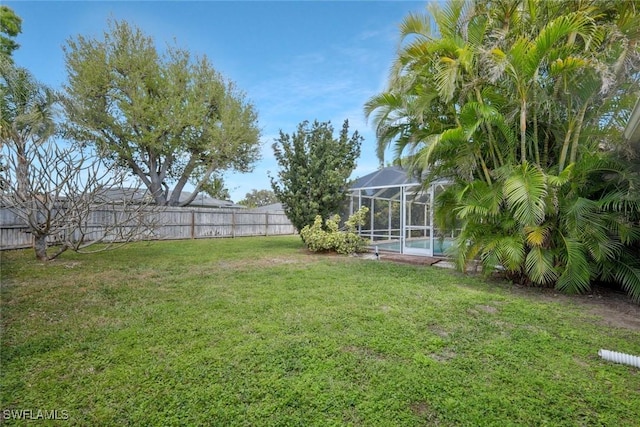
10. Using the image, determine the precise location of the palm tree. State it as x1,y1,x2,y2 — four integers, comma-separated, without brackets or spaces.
366,0,640,301
0,59,57,198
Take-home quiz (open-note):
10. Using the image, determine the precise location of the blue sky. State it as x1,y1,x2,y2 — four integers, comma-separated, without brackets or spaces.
7,0,427,202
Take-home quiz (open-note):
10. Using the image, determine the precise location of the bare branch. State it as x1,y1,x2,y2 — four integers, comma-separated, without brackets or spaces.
1,140,160,260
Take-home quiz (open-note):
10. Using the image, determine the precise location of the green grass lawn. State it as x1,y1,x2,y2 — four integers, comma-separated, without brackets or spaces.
1,236,639,426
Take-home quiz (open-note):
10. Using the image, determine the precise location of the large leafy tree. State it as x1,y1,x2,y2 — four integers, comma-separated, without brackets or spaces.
62,20,261,206
270,120,362,232
366,0,640,301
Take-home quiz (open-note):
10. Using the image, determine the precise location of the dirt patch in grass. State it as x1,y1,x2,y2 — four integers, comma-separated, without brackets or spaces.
467,304,499,317
409,401,441,423
430,349,457,362
475,304,499,314
507,283,640,331
550,291,640,331
430,326,451,338
342,345,389,361
581,294,640,331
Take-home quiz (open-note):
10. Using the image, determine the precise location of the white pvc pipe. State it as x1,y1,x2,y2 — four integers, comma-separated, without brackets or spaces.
598,349,640,368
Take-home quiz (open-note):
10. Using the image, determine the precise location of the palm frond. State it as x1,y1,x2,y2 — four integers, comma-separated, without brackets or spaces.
399,12,432,40
429,0,465,40
433,183,461,232
546,163,574,187
533,12,595,67
524,224,550,247
561,196,598,234
504,162,547,226
549,56,589,77
433,56,460,103
525,246,558,285
466,14,488,47
498,235,526,272
455,180,503,220
613,258,640,303
556,237,591,294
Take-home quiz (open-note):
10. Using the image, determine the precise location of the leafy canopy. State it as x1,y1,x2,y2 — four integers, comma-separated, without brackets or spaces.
270,120,362,232
62,19,261,206
238,189,279,208
0,6,22,62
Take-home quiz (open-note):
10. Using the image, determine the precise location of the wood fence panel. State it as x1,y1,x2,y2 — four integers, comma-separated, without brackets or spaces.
267,213,296,236
193,210,234,239
0,206,295,250
234,212,268,237
0,207,30,248
155,209,194,240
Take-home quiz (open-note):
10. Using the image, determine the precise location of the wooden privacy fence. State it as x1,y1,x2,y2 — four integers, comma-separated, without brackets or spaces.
0,206,296,250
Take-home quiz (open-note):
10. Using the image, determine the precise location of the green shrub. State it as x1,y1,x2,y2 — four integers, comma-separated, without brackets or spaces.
300,207,369,255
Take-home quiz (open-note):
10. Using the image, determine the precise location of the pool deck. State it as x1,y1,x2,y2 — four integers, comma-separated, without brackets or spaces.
373,250,447,266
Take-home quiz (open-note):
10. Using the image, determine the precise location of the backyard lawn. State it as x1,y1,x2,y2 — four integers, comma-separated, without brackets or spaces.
1,236,639,426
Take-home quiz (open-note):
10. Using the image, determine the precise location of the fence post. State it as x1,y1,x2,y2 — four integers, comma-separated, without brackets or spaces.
190,210,195,239
232,210,236,238
265,213,269,236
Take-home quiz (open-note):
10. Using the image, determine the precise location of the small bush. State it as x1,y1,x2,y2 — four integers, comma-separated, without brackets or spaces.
300,207,369,255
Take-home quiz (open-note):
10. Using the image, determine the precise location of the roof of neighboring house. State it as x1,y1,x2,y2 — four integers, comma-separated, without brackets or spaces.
179,192,244,209
246,203,285,213
95,187,151,203
95,188,243,208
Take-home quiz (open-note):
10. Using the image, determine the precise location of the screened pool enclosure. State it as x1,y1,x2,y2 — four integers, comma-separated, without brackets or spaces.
347,167,450,257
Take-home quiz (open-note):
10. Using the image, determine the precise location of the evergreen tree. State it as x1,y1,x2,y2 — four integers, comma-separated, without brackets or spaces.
270,119,362,232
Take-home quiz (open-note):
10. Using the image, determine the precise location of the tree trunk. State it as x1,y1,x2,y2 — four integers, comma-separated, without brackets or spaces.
148,177,167,205
558,119,575,173
16,141,29,201
520,98,527,163
33,234,49,261
569,101,591,166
